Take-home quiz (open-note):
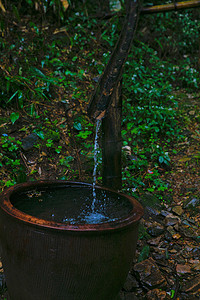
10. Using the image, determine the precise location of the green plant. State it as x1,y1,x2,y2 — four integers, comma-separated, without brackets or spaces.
138,245,150,262
0,2,199,195
121,41,185,193
0,134,26,189
10,112,20,124
60,156,74,168
138,223,151,240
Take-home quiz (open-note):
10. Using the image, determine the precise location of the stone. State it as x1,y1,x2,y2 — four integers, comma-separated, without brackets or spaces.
192,247,200,259
152,253,166,261
160,266,172,274
123,274,139,291
165,214,181,226
160,210,170,217
169,249,177,254
146,288,169,299
164,231,173,242
186,218,195,224
133,257,167,289
145,206,160,218
147,222,165,237
182,219,191,226
185,198,200,208
180,225,197,239
147,236,162,246
158,240,168,248
174,223,179,231
193,263,200,271
176,264,191,275
185,245,193,252
189,259,200,270
181,274,200,293
188,259,199,264
21,133,39,151
172,205,184,216
166,226,176,236
173,244,182,251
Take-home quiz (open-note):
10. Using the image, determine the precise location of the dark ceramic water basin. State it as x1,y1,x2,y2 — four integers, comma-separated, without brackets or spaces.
0,181,143,300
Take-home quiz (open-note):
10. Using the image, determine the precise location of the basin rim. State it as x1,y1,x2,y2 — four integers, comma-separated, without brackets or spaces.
0,180,144,233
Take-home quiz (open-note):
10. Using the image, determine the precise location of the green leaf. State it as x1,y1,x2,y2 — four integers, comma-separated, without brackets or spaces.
5,180,15,187
77,131,92,139
29,22,39,34
10,112,19,125
7,90,18,104
159,156,164,163
171,289,175,298
31,67,46,78
73,122,82,131
65,70,75,77
12,5,20,21
138,245,150,262
25,0,33,5
19,67,23,76
36,131,45,140
30,104,36,116
60,156,73,167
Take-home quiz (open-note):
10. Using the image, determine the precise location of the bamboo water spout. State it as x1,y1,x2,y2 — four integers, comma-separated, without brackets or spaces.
88,0,140,190
87,0,140,121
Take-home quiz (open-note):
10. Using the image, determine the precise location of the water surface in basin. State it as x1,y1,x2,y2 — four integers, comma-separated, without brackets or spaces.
11,185,133,225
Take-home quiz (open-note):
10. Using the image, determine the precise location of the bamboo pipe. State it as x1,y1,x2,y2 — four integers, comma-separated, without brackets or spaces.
87,0,140,120
142,0,200,14
88,0,140,189
102,80,122,190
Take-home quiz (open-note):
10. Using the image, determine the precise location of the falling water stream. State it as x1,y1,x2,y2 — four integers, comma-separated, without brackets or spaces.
92,119,102,213
11,121,133,224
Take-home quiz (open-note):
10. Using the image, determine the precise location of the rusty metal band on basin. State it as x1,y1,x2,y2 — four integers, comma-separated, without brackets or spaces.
0,180,143,300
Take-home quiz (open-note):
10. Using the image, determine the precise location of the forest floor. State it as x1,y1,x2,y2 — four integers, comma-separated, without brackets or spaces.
124,91,200,299
0,90,199,299
0,13,199,299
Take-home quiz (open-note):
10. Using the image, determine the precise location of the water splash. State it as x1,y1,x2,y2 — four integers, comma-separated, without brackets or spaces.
92,119,102,212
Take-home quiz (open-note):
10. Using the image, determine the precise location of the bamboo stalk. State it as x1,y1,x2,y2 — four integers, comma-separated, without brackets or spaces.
102,80,122,190
87,0,140,120
88,0,140,189
142,0,200,14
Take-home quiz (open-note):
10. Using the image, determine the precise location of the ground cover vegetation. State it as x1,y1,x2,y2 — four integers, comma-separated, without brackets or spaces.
0,0,200,298
0,0,199,197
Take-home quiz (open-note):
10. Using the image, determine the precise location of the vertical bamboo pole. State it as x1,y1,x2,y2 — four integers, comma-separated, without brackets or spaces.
88,0,139,190
102,79,122,190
